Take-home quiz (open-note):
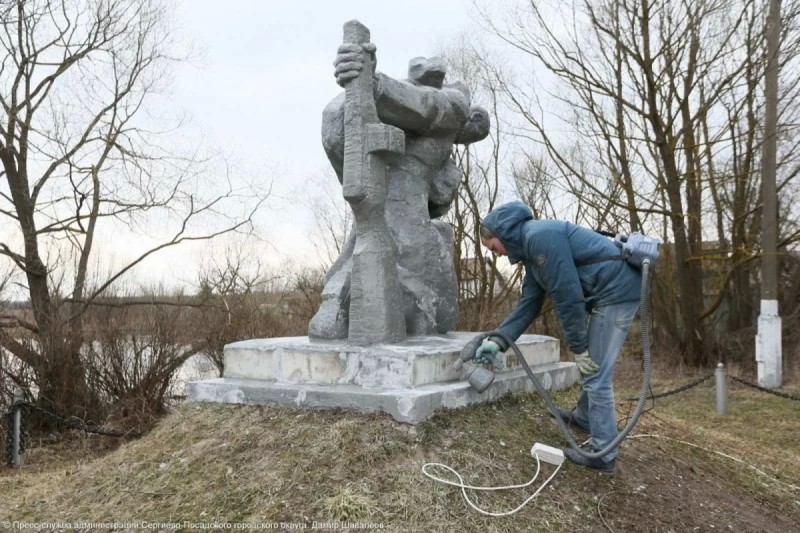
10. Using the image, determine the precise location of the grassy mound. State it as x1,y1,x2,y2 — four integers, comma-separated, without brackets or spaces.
2,383,798,531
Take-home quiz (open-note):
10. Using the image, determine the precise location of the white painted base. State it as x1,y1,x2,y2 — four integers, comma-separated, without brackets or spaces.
188,362,577,424
187,332,580,423
756,300,782,388
222,332,560,388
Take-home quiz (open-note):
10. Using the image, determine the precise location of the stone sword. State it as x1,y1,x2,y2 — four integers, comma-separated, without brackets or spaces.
340,20,407,344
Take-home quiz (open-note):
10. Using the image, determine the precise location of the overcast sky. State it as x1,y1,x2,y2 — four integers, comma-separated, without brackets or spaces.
163,0,479,281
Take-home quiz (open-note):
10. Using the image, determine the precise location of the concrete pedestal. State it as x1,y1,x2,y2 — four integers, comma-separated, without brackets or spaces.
187,332,578,424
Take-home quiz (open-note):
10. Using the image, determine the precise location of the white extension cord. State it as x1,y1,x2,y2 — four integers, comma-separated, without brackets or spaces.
421,443,565,517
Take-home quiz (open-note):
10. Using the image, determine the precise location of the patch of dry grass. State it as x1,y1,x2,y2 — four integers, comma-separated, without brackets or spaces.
617,381,800,512
1,378,798,532
0,393,608,531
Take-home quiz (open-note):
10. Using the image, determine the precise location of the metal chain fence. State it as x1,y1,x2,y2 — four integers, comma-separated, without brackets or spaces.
729,375,800,402
651,373,713,400
2,370,797,468
20,402,142,438
2,399,141,468
2,400,25,467
625,371,800,403
626,373,714,402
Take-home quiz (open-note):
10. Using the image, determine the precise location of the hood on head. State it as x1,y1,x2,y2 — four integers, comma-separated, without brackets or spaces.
481,201,533,264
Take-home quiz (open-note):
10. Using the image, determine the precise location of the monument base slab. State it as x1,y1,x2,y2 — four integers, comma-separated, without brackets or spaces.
187,333,579,424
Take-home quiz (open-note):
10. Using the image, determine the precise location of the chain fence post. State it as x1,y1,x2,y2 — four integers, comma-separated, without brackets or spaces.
12,388,24,468
715,363,727,415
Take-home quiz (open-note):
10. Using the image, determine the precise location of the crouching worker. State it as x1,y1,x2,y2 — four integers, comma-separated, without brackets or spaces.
476,201,641,475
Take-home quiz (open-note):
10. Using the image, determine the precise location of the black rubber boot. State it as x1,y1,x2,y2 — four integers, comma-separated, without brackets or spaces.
550,407,591,434
562,447,616,475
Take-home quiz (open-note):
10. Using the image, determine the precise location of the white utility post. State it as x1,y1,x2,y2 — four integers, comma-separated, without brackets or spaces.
757,0,782,388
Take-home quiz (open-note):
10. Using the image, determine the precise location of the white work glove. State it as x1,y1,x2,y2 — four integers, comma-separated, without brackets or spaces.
573,351,599,376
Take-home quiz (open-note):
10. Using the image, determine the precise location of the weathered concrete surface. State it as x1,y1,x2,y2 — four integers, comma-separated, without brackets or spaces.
188,332,579,423
188,362,577,424
223,333,559,388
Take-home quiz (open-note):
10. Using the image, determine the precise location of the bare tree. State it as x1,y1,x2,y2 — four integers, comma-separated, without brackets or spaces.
477,0,800,363
194,239,281,374
304,170,353,270
437,38,524,330
0,0,266,416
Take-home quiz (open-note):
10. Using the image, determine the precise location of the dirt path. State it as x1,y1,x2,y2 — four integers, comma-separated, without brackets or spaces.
586,437,798,532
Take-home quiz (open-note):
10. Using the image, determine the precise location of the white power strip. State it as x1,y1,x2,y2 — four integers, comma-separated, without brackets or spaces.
531,443,565,466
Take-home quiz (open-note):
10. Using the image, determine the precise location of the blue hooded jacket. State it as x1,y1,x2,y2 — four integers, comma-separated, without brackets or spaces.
482,201,642,353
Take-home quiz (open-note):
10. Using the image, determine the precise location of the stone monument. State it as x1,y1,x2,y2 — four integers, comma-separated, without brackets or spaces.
187,20,578,423
309,22,491,343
